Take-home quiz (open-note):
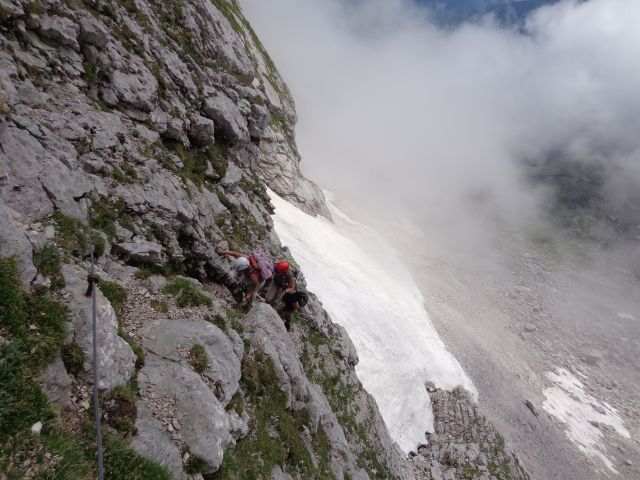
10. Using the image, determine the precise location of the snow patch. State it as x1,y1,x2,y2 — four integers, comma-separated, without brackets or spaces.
270,190,475,452
542,367,630,473
616,312,636,321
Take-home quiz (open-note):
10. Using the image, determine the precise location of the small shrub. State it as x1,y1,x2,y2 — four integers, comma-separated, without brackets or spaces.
162,279,212,308
32,244,65,289
99,280,127,318
52,212,88,257
134,266,154,279
189,344,208,374
205,313,226,330
150,299,169,313
60,341,84,376
102,385,137,436
183,450,205,474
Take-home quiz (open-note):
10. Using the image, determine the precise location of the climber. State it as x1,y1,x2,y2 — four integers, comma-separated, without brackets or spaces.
215,247,272,305
265,260,295,306
277,270,309,330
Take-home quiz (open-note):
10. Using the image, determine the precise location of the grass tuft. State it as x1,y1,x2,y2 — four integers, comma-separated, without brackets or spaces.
189,344,208,374
162,279,212,308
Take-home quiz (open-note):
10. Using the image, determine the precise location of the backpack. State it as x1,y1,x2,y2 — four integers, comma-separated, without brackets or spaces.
250,249,273,280
296,291,309,308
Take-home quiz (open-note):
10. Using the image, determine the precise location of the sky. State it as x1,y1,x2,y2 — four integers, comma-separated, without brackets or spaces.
240,0,640,247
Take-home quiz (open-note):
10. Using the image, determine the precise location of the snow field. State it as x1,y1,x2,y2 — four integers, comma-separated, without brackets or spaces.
270,191,475,452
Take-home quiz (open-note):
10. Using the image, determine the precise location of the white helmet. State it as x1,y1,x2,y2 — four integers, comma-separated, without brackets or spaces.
232,257,250,271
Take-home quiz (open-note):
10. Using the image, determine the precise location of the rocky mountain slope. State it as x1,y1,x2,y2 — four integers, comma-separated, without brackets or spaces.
0,1,527,479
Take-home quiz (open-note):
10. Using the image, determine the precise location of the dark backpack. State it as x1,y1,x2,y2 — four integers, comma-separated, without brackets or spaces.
296,291,309,308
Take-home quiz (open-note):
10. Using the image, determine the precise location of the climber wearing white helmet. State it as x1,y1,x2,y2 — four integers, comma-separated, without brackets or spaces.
215,247,266,305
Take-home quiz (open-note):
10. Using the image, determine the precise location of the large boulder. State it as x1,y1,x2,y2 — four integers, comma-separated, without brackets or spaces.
39,356,72,407
202,93,249,145
114,238,166,265
38,15,80,51
137,319,247,474
78,15,109,49
111,68,158,112
131,404,186,480
188,115,215,147
62,264,136,390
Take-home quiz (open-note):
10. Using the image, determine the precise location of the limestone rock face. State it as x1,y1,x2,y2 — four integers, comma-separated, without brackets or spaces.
0,205,37,287
38,15,80,51
138,319,245,474
188,115,215,147
131,404,187,480
62,265,136,390
114,238,166,265
39,356,73,407
202,93,249,145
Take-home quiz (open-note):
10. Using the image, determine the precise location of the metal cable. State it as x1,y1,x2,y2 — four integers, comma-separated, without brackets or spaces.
85,197,105,480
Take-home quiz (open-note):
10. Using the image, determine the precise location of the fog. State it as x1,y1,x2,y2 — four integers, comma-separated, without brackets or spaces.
241,0,640,253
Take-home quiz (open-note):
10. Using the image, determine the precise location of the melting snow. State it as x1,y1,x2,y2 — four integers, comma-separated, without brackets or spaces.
270,191,475,452
542,367,630,473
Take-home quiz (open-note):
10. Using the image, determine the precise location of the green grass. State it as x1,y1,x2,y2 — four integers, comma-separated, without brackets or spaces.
150,299,169,313
99,280,128,318
52,212,88,257
189,344,208,374
159,139,228,188
91,197,134,238
33,244,65,289
0,256,171,479
162,279,212,308
205,313,227,330
212,350,332,479
51,212,105,259
60,341,84,377
102,384,137,436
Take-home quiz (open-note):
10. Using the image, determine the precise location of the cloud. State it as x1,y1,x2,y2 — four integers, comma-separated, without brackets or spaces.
240,0,640,245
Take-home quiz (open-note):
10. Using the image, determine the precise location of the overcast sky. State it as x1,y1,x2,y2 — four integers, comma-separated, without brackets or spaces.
241,0,640,242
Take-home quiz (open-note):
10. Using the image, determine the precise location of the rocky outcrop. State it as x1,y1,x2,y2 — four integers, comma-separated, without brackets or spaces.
62,264,136,390
409,387,529,480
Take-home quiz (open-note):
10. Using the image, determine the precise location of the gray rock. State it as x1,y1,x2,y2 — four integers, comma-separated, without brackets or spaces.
114,238,166,265
248,104,270,138
38,16,80,51
62,264,136,390
0,0,23,19
430,462,444,480
141,319,241,405
164,117,190,145
581,350,603,366
138,320,246,474
220,162,243,190
145,275,168,294
189,115,215,147
202,93,248,145
39,356,72,407
131,404,186,480
0,205,37,287
111,68,158,112
271,465,294,480
443,468,456,480
79,15,108,49
525,399,538,417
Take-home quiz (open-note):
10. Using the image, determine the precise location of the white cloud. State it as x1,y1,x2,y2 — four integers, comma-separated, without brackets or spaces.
241,0,640,241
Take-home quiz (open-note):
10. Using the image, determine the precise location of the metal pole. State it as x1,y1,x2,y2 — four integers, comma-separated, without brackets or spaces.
86,198,104,480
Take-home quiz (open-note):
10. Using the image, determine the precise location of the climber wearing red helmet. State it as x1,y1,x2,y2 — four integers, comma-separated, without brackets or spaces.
265,260,295,306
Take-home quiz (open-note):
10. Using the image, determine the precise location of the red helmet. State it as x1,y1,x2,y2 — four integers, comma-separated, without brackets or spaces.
274,261,290,273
